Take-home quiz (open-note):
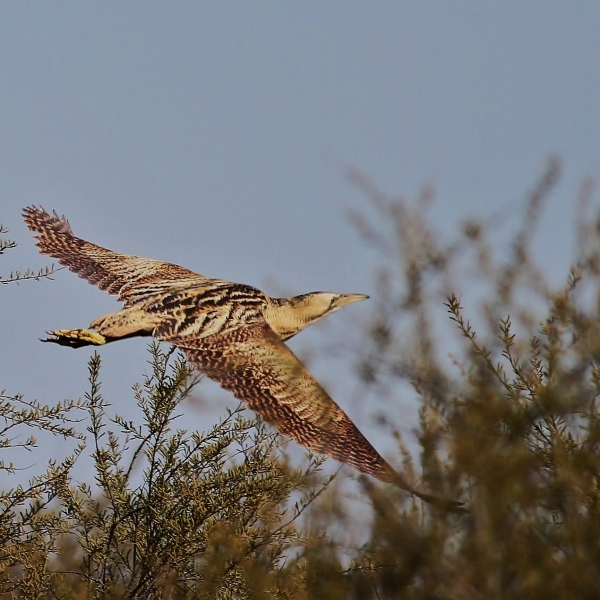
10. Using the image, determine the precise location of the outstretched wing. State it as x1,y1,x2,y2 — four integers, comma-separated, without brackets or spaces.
23,206,208,305
177,323,397,480
169,321,464,511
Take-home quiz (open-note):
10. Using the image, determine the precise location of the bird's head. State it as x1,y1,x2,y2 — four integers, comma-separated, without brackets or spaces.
267,292,369,341
298,292,369,317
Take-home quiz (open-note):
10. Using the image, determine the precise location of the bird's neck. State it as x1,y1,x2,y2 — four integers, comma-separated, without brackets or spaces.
265,297,325,341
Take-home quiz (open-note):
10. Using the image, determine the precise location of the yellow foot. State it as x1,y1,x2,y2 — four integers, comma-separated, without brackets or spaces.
43,328,107,348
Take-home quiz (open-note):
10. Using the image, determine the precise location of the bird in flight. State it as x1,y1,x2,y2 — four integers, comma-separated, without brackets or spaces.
23,206,463,512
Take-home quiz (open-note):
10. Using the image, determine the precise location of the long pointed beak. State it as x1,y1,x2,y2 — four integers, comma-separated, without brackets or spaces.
331,293,369,309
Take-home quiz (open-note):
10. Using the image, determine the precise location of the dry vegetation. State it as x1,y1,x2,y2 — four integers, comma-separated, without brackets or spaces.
3,159,600,598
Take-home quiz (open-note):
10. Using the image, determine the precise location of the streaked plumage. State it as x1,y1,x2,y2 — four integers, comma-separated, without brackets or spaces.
23,206,463,512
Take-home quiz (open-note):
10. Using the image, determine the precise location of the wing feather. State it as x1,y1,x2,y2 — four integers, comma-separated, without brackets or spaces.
174,323,393,478
22,206,207,304
170,322,464,511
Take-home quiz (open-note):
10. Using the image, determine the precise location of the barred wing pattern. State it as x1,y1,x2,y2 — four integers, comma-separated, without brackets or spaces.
173,322,401,483
22,206,206,304
169,323,462,511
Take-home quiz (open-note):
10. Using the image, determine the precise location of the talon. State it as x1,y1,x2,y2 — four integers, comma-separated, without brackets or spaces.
43,328,107,348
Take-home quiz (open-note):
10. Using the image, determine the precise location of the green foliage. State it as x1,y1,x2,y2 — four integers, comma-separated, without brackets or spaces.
327,159,600,598
45,345,330,598
2,343,331,598
1,225,85,596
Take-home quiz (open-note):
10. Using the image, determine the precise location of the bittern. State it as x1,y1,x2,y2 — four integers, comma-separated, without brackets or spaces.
23,206,463,512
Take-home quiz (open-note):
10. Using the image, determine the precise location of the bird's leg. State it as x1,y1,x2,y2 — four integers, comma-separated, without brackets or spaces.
42,308,158,348
43,328,107,348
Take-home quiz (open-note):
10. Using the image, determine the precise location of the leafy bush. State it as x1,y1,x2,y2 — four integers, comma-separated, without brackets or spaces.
308,159,600,598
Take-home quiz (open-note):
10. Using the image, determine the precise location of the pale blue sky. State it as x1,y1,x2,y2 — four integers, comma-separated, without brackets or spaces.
2,3,599,479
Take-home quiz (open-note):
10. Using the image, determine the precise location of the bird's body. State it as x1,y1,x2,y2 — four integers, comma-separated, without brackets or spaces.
23,206,463,512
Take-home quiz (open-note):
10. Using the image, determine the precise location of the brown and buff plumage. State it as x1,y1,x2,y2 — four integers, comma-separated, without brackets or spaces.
23,206,464,512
